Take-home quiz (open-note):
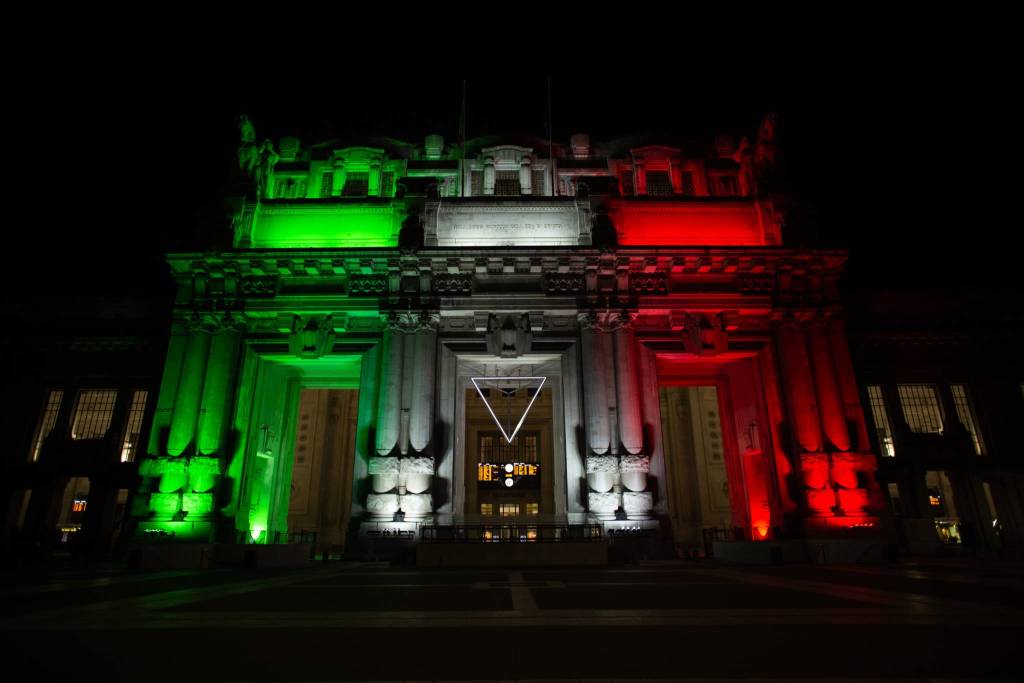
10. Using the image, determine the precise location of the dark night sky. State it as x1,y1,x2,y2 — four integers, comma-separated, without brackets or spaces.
17,73,1011,318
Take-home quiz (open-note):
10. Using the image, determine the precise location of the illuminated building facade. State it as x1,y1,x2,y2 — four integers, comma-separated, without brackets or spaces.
18,115,896,560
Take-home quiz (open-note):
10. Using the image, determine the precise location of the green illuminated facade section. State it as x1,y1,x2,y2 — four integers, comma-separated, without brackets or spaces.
245,202,402,248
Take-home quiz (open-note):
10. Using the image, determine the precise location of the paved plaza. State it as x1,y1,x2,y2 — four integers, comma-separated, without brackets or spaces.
2,558,1023,681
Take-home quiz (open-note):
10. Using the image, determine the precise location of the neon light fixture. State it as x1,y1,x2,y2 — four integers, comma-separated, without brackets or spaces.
470,376,547,443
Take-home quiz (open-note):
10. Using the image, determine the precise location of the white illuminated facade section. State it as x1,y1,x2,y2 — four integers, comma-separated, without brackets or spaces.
470,376,547,443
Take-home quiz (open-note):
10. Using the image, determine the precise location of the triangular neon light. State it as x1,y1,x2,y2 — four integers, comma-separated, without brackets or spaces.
470,376,547,443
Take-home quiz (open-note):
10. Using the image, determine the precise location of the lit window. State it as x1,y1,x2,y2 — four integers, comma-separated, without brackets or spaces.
897,384,944,434
30,390,63,461
120,390,148,462
499,503,520,517
950,385,985,455
480,503,493,516
866,385,896,457
526,503,539,515
71,390,117,440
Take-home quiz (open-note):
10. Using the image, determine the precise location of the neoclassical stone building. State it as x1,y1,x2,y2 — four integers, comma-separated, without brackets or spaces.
130,117,886,557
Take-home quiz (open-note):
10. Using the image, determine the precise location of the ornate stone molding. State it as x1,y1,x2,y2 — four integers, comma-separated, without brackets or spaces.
577,309,636,333
383,311,441,333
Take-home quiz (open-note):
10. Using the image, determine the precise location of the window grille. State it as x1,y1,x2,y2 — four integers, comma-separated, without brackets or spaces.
342,172,368,196
951,385,985,455
71,390,117,440
526,503,539,515
897,384,944,434
31,390,63,461
499,503,520,517
470,171,482,196
646,170,673,196
866,385,896,457
120,390,148,462
478,431,539,464
480,503,493,516
494,171,520,196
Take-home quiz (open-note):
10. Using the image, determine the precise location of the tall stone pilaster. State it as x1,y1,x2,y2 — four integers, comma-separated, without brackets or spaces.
167,314,216,457
808,320,851,452
375,322,404,456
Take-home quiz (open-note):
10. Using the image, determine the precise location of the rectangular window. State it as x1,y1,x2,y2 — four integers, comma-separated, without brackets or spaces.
120,390,148,462
866,385,896,457
494,170,520,196
526,503,539,515
71,390,117,440
342,172,368,196
319,171,334,197
950,385,985,455
30,390,64,461
897,384,944,434
480,431,539,463
531,168,546,195
525,435,538,462
470,170,482,196
646,170,673,196
480,503,493,516
499,503,520,517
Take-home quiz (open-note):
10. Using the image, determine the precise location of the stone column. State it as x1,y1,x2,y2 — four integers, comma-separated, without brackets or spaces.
614,316,643,455
773,317,822,454
519,157,533,194
167,314,215,457
578,314,611,455
197,313,244,457
375,323,404,457
483,157,495,195
634,160,647,195
828,317,871,452
808,321,851,452
408,314,439,453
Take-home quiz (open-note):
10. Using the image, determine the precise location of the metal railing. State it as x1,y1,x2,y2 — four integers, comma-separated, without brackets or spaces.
420,524,604,543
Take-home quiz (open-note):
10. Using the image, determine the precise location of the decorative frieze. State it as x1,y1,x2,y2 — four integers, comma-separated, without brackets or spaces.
433,274,473,296
348,274,389,296
628,272,669,295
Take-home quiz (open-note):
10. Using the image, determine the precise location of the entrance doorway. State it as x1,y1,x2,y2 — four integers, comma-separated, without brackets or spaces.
286,389,359,553
659,386,734,548
464,385,554,521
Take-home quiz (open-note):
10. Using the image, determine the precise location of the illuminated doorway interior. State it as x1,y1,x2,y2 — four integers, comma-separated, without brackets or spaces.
464,384,554,521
